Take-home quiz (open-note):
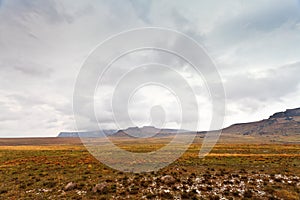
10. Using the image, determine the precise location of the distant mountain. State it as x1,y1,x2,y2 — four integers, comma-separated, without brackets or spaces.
112,126,189,138
223,107,300,136
57,130,117,138
57,126,188,138
58,107,300,138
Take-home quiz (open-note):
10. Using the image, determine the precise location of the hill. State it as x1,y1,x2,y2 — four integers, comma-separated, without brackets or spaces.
57,130,117,138
223,107,300,135
111,126,189,138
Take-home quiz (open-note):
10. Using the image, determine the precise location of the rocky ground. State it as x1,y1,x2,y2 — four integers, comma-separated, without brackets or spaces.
23,171,300,199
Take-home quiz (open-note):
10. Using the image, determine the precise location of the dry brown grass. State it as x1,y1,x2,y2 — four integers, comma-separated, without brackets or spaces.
0,137,299,199
0,145,84,151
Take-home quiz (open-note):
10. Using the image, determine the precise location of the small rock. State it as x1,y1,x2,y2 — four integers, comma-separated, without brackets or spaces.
64,182,77,191
161,175,176,184
92,182,108,193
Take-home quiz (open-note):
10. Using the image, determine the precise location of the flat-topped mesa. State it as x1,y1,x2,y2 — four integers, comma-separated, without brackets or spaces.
223,107,300,136
112,126,163,138
57,130,117,138
57,132,80,137
111,126,190,137
269,107,300,119
142,126,156,128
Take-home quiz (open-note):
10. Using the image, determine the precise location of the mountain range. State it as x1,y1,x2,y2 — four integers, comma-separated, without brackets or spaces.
58,107,300,137
111,126,188,138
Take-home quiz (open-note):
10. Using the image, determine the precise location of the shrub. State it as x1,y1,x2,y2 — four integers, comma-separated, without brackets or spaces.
161,192,173,199
244,190,253,198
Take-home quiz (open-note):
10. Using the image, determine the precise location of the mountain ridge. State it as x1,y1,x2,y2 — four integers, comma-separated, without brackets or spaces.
111,126,189,138
222,107,300,135
57,107,300,137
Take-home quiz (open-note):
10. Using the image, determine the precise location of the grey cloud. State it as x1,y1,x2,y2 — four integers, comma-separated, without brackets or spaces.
3,0,71,24
0,0,299,136
225,62,300,101
0,59,53,77
0,100,20,122
129,0,152,23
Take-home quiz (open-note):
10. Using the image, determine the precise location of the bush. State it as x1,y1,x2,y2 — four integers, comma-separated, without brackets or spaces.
244,190,253,198
146,193,156,199
0,189,8,194
128,185,139,194
161,192,173,199
209,195,220,200
43,181,56,188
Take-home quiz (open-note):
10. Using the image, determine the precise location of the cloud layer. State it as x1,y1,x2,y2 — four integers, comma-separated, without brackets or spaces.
0,0,300,137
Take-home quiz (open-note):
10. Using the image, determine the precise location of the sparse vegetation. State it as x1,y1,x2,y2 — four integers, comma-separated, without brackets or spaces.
0,137,299,199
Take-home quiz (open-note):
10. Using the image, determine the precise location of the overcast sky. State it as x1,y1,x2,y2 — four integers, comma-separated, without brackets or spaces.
1,0,300,137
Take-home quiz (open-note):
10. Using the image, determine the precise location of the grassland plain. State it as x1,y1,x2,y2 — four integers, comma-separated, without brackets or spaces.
0,136,299,200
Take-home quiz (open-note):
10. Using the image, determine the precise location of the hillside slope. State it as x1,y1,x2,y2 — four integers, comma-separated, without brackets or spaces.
223,108,300,135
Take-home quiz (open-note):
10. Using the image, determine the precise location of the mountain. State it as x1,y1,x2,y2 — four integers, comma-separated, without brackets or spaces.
223,107,300,135
58,107,300,137
57,130,117,138
111,126,189,138
57,126,188,138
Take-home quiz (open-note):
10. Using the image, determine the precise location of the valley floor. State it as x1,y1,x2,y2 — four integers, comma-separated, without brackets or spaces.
0,137,299,199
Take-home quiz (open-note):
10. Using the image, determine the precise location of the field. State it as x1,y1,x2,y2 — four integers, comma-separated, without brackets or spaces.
0,136,299,200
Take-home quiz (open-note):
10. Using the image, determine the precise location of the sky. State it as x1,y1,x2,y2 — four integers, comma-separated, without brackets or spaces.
0,0,300,137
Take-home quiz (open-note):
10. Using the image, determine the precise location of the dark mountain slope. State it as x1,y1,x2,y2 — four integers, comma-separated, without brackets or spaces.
223,108,300,135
